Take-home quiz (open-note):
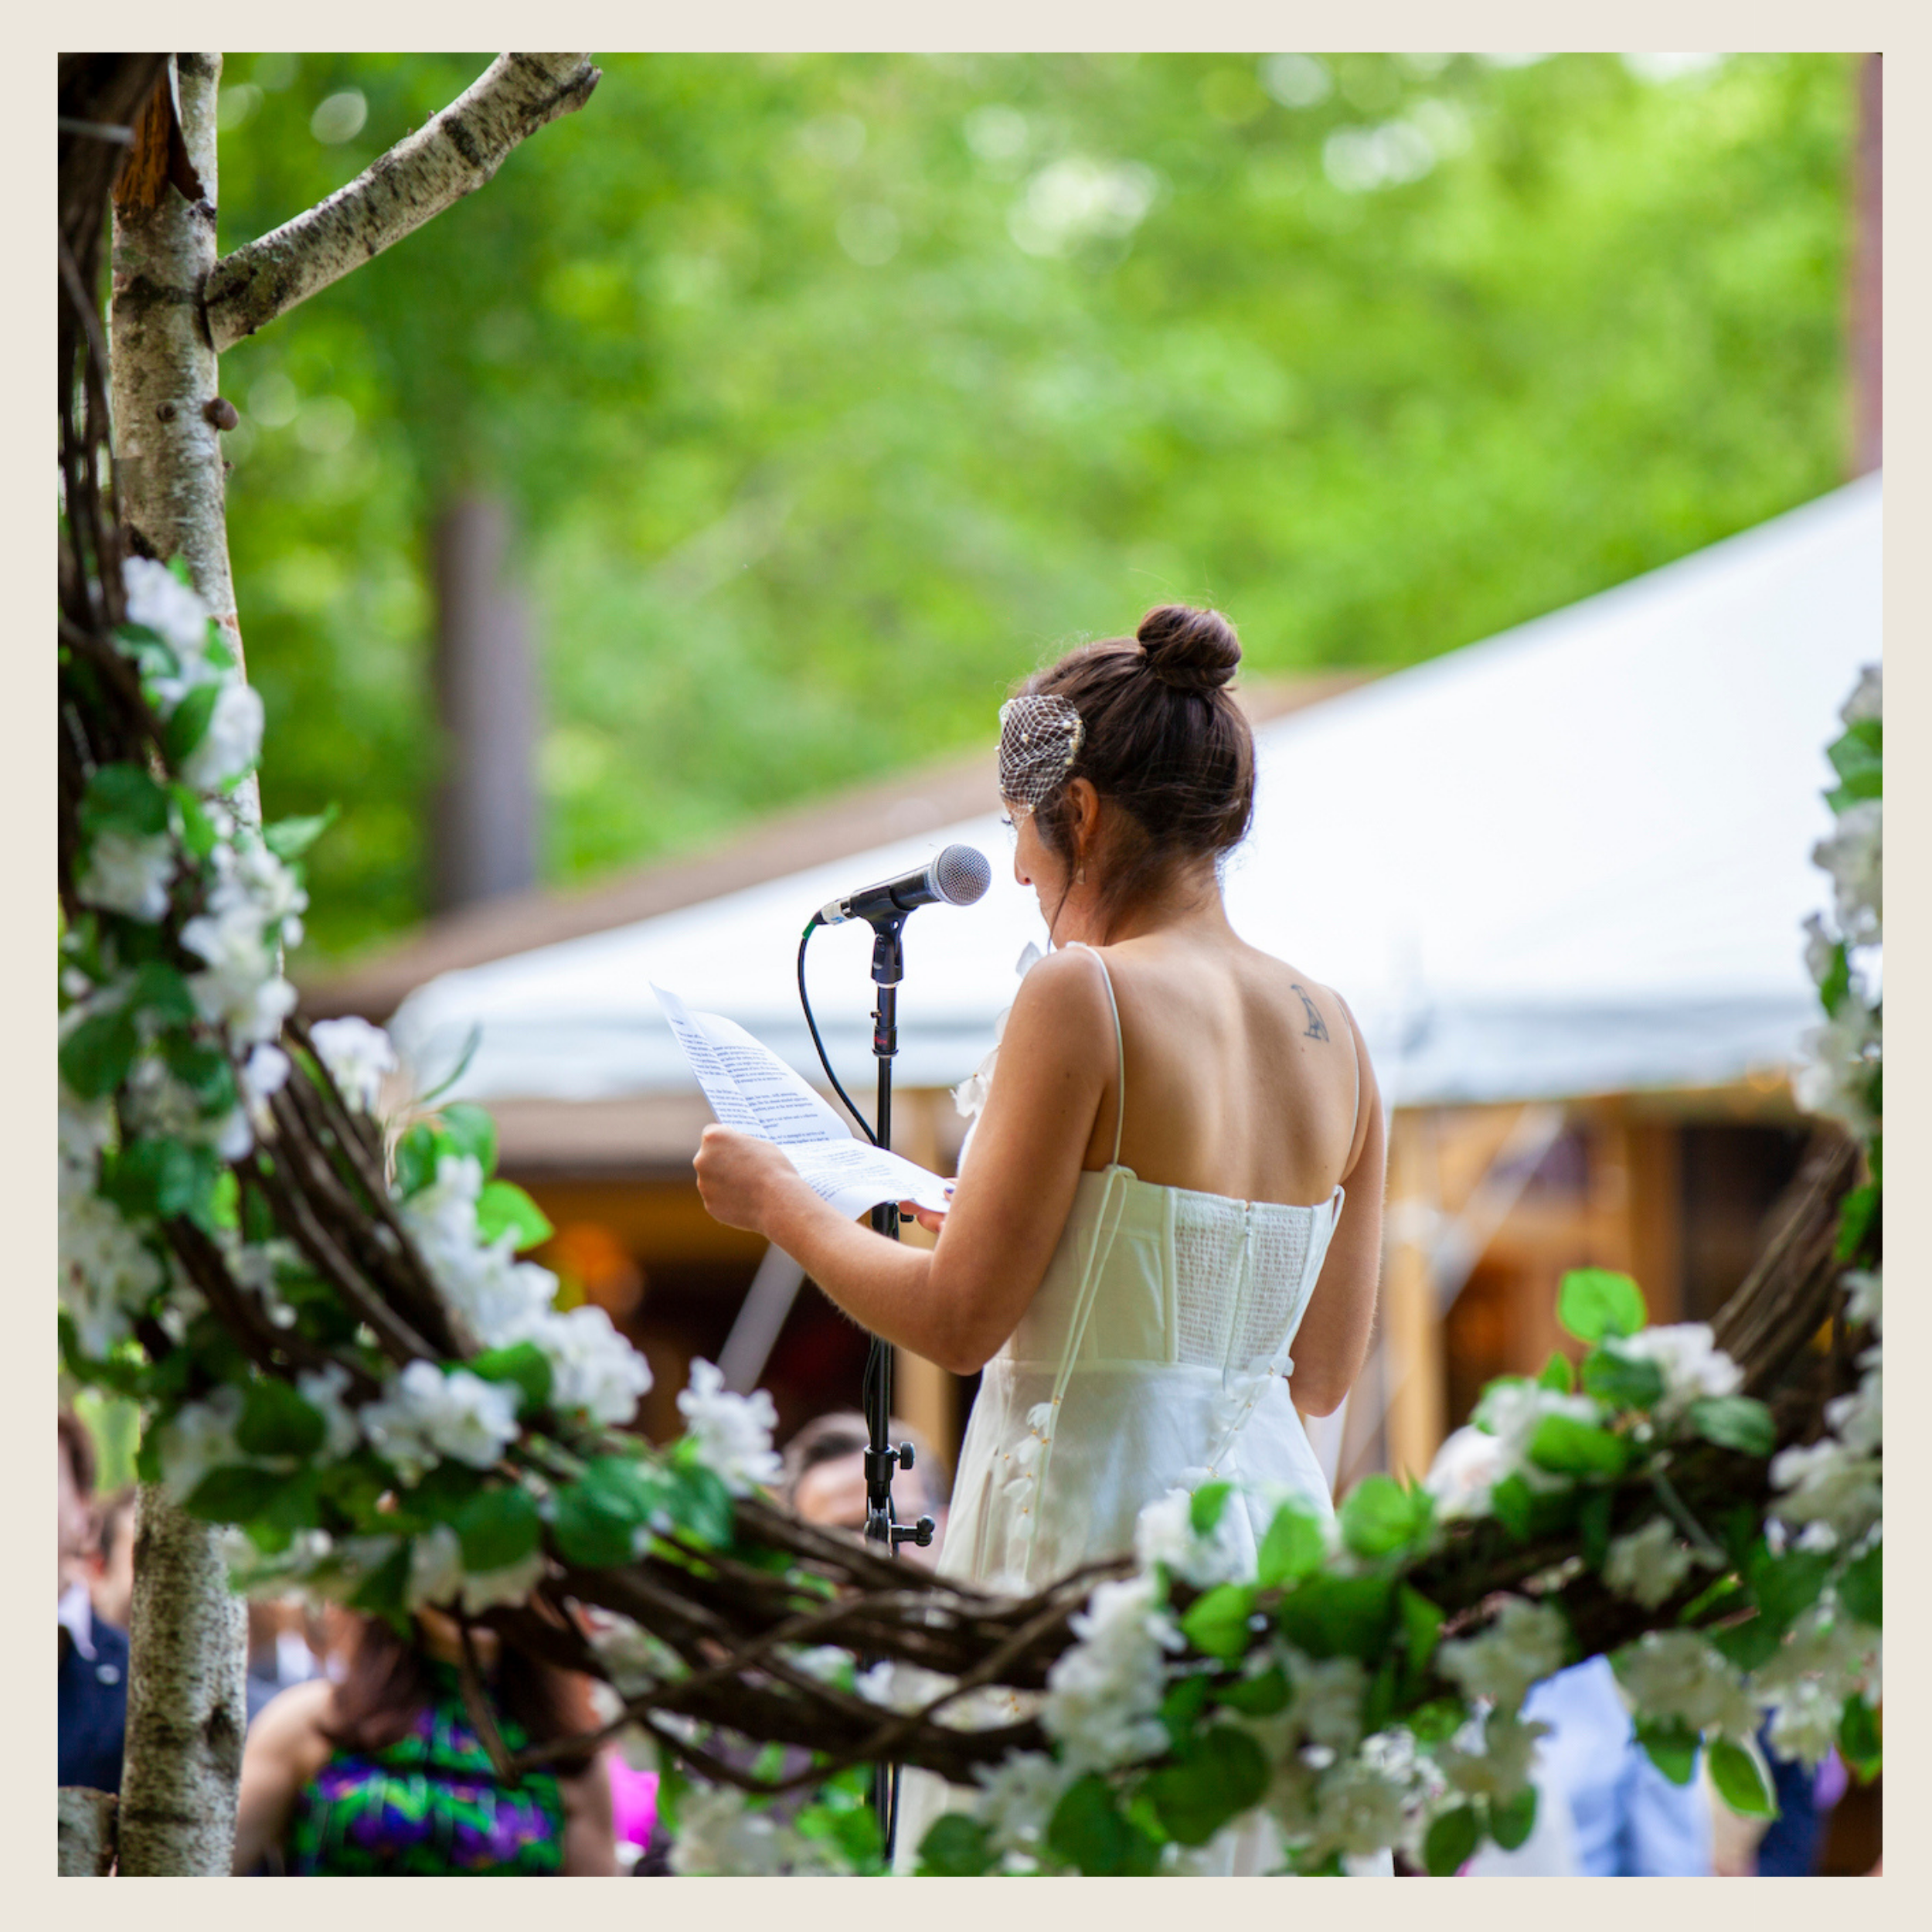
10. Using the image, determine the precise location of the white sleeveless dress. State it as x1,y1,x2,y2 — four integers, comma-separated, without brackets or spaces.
894,945,1379,1875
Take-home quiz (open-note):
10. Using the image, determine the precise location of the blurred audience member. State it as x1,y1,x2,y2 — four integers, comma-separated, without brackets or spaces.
776,1410,950,1563
1468,1658,1712,1876
59,1410,128,1794
87,1485,138,1633
246,1600,325,1725
233,1608,614,1874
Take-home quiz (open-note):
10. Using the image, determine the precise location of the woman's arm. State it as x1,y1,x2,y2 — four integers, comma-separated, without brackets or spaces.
560,1753,618,1875
694,945,1114,1375
1287,996,1386,1417
230,1678,335,1873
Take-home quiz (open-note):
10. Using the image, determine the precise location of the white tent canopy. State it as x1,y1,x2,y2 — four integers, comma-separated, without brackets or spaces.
393,477,1880,1118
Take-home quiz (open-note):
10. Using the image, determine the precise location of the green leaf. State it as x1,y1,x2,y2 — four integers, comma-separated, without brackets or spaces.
168,784,219,859
469,1340,553,1417
81,762,171,838
1687,1395,1776,1458
128,961,199,1026
60,1008,138,1100
476,1179,554,1252
1817,940,1852,1016
1146,1726,1270,1847
1398,1584,1444,1676
1835,1183,1879,1262
1556,1268,1648,1342
349,1541,412,1621
452,1484,543,1573
1489,1783,1539,1852
1838,1692,1882,1779
1634,1717,1700,1786
1424,1804,1481,1876
162,681,220,770
1213,1665,1291,1717
185,1463,290,1524
1181,1583,1256,1662
1277,1573,1393,1661
1709,1736,1777,1819
1189,1478,1233,1539
1158,1670,1212,1745
100,1137,220,1224
438,1102,500,1180
662,1452,735,1547
1579,1487,1614,1572
1527,1411,1629,1478
163,1036,238,1114
1747,1546,1833,1638
1838,1543,1881,1629
552,1456,668,1569
1339,1471,1434,1559
1581,1344,1666,1412
1046,1773,1162,1875
234,1377,327,1459
262,804,338,862
915,1813,998,1876
243,1466,325,1554
1489,1472,1536,1542
1537,1351,1575,1393
1255,1498,1328,1587
1707,1614,1781,1674
394,1121,440,1197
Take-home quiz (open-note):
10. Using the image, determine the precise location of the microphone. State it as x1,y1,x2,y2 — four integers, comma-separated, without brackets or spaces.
818,843,992,928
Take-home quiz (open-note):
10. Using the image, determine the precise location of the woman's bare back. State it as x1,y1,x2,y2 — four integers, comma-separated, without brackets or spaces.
1078,933,1365,1207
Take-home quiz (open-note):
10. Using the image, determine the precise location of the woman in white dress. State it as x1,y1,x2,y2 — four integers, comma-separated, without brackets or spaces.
694,605,1386,1872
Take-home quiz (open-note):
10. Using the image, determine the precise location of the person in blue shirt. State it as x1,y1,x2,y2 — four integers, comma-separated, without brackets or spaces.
59,1410,129,1794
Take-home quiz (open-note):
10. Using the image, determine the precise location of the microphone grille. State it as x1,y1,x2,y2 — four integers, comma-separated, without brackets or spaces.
932,842,992,906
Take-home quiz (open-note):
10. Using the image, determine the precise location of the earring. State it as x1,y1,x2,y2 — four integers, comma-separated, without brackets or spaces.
1076,863,1087,886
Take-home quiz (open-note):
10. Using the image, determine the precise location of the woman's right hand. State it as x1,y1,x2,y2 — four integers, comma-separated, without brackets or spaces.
898,1192,950,1236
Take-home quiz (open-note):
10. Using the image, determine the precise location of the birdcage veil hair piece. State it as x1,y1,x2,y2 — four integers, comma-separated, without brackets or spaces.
998,695,1084,814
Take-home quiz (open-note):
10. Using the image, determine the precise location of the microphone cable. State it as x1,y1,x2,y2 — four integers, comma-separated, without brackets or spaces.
797,916,879,1147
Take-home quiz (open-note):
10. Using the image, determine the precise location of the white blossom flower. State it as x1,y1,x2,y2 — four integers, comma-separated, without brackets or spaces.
1613,1630,1757,1740
58,1082,116,1168
180,906,298,1045
1814,801,1881,944
59,1160,166,1358
973,1750,1076,1862
296,1362,362,1461
675,1359,782,1494
1614,1322,1743,1420
1437,1597,1569,1716
450,1544,550,1614
1825,1357,1882,1458
669,1786,788,1876
1843,1268,1881,1335
1769,1438,1882,1543
1840,663,1881,727
1310,1755,1409,1859
1438,1709,1547,1804
514,1304,653,1427
123,556,215,662
406,1523,466,1611
359,1360,521,1484
1423,1425,1510,1520
78,829,176,922
585,1611,685,1693
309,1016,399,1114
1604,1515,1702,1609
1752,1601,1880,1767
1468,1380,1607,1495
240,1042,291,1138
155,1386,248,1501
1283,1651,1368,1754
179,679,264,792
1041,1571,1182,1771
1793,1002,1881,1139
1133,1485,1247,1587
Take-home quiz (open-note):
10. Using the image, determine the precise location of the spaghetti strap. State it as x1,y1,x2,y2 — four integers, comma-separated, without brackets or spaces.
1073,943,1127,1167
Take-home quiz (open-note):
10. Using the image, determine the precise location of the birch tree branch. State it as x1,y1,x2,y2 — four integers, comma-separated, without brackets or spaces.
204,53,600,353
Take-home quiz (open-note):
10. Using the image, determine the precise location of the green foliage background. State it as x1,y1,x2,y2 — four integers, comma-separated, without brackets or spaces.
211,52,1856,961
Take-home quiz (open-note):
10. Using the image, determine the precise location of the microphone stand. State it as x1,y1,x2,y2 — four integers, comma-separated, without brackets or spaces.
860,910,935,1858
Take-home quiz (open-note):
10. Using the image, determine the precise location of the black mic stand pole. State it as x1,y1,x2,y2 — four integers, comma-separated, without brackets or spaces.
860,913,934,1857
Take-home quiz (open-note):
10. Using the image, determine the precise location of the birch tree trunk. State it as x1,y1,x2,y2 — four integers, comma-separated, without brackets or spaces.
107,53,251,1878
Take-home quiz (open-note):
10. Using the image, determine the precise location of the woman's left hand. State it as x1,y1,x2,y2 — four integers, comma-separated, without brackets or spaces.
693,1125,801,1236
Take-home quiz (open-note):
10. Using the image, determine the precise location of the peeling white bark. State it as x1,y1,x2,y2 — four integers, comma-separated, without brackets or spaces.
206,53,599,353
57,1788,119,1876
106,56,253,1879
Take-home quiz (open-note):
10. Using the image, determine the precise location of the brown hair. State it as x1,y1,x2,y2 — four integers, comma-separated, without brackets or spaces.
323,1614,601,1777
58,1408,97,1498
777,1410,947,1516
1015,604,1256,936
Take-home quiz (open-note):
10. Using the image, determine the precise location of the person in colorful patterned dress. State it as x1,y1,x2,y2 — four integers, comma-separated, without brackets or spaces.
233,1608,615,1874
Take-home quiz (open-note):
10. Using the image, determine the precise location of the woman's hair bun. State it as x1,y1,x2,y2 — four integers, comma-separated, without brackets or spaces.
1135,604,1241,692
